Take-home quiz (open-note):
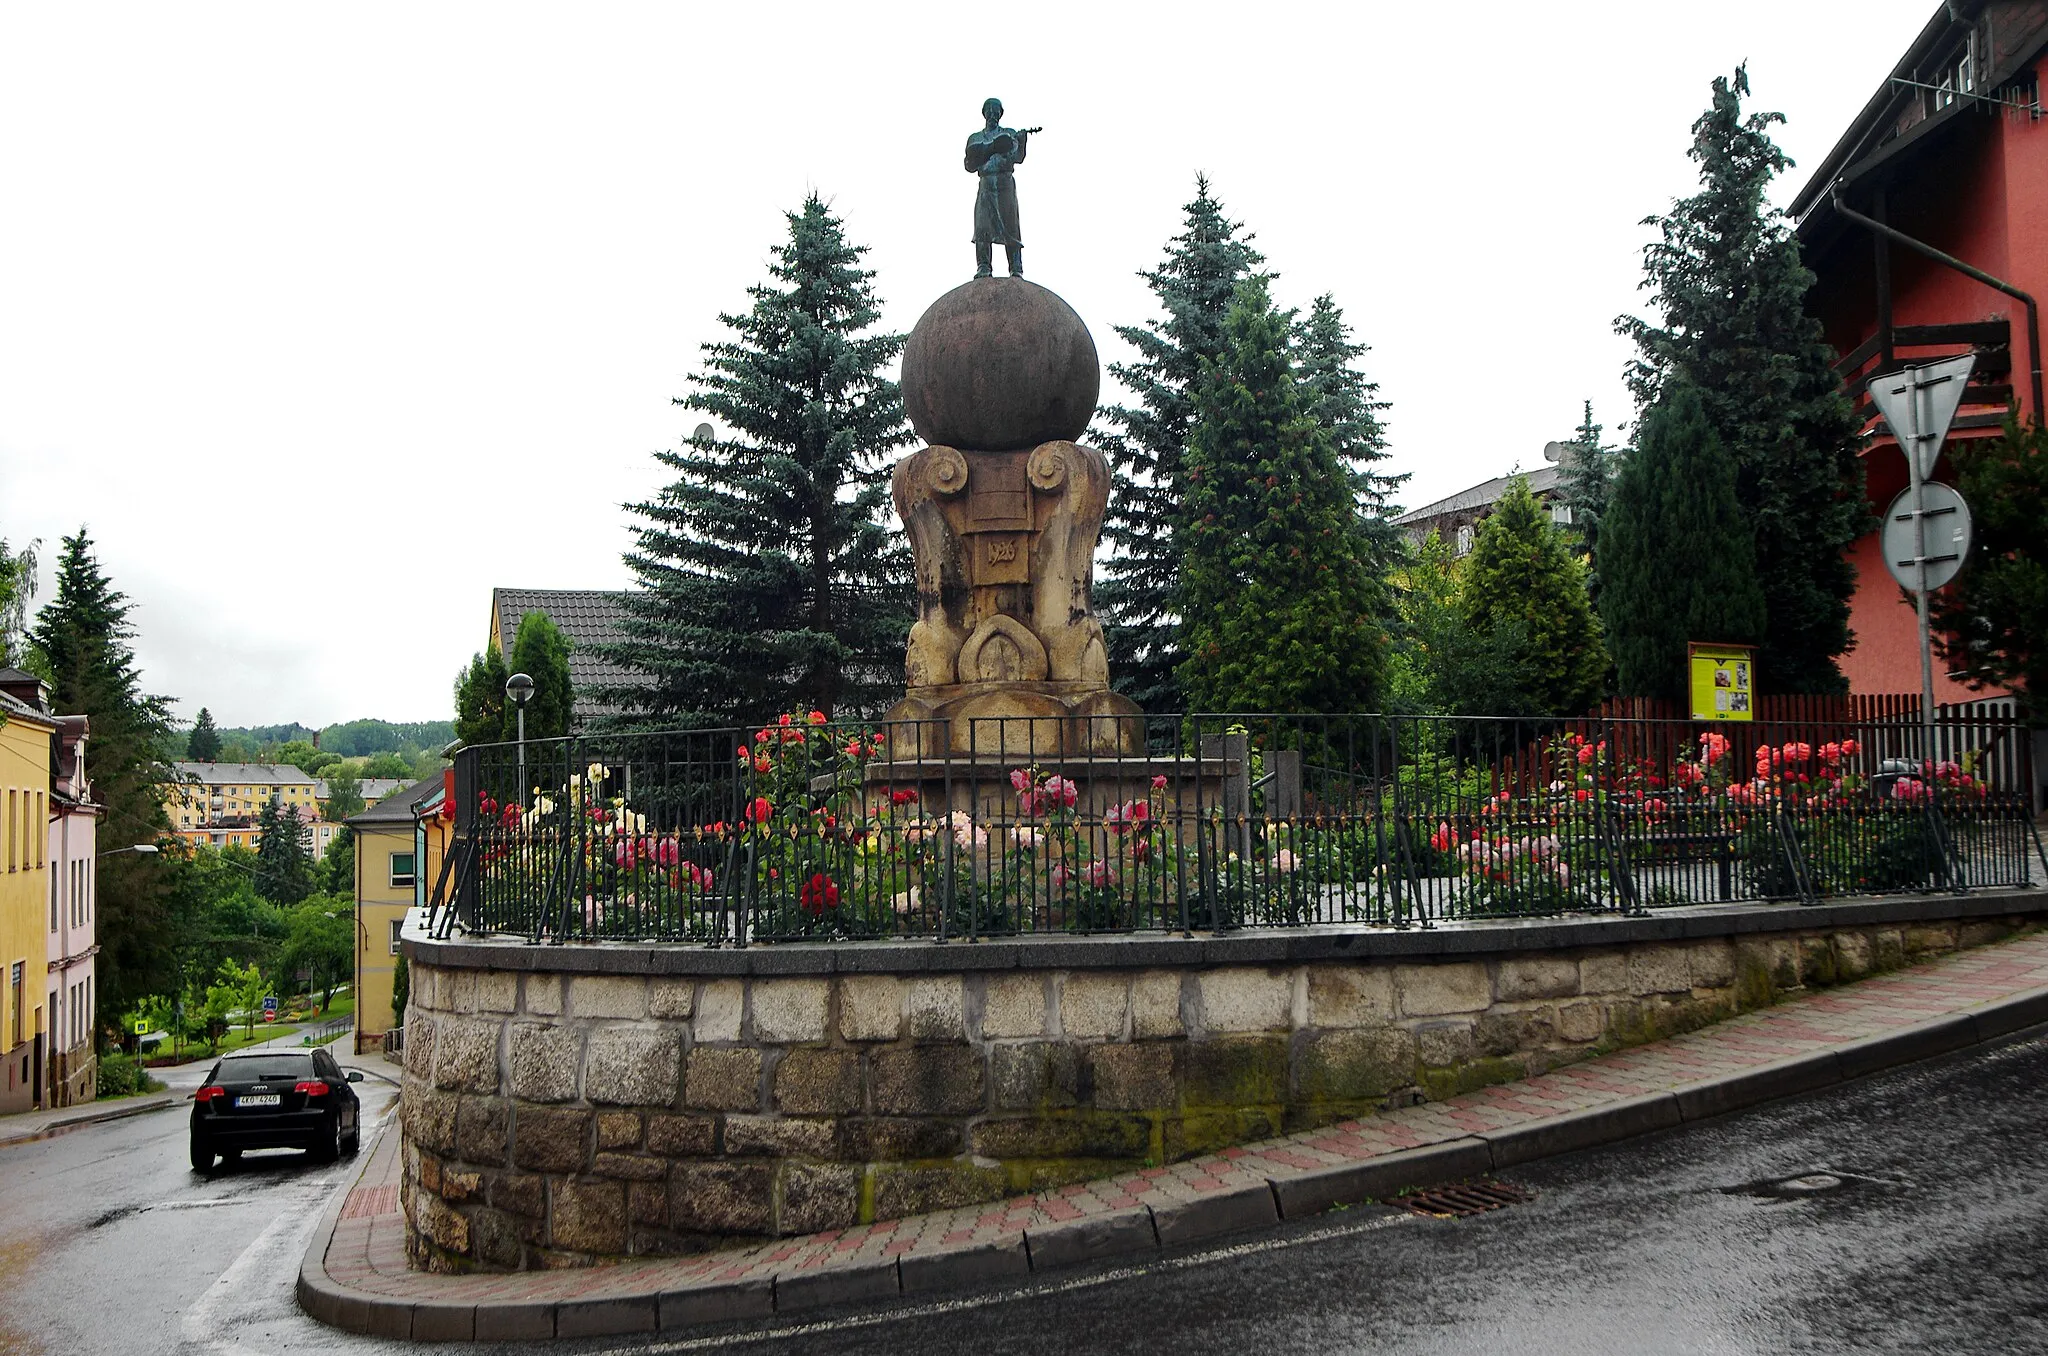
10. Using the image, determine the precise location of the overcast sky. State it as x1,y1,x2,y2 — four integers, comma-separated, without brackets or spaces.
0,2,1935,729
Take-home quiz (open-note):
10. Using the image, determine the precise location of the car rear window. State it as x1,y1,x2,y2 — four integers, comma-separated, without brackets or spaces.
222,1052,317,1081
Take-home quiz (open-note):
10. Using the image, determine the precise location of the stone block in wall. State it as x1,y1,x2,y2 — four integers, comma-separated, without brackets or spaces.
980,974,1048,1039
489,1171,545,1219
1415,1020,1475,1067
1960,920,2015,948
475,970,518,1014
413,1189,472,1256
512,1104,592,1173
1185,1035,1288,1106
1059,973,1130,1039
990,1043,1080,1111
470,1207,524,1268
1556,1001,1605,1044
585,1028,682,1107
1578,951,1628,995
1627,944,1692,996
685,1048,763,1111
1293,1027,1414,1103
410,965,438,1011
509,1023,580,1103
432,1019,500,1094
1833,932,1873,979
839,976,905,1041
1493,955,1580,1002
753,979,830,1043
871,1045,985,1116
646,1113,715,1157
1131,971,1184,1037
1735,937,1799,994
628,1180,666,1227
840,1117,965,1162
1903,923,1958,958
404,1017,437,1080
550,1178,626,1255
1164,1107,1282,1160
1307,966,1395,1027
523,974,563,1017
1798,935,1838,986
648,977,695,1020
1474,1006,1555,1058
1874,929,1904,971
442,969,476,1014
873,1162,1008,1218
1087,1042,1178,1111
694,980,744,1042
723,1115,837,1159
405,1081,459,1154
1689,939,1736,989
1195,969,1293,1032
1394,962,1491,1016
592,1152,668,1181
670,1162,774,1235
779,1163,861,1233
596,1111,642,1150
970,1113,1152,1159
774,1047,863,1115
905,977,966,1040
572,975,648,1020
455,1096,509,1166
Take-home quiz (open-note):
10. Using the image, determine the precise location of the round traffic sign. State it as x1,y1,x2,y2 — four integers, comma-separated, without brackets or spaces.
1881,483,1973,592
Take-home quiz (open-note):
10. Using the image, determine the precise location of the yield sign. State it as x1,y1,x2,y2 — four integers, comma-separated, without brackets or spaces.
1867,353,1976,478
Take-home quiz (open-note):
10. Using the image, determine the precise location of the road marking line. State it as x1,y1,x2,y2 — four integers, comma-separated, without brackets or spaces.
180,1172,344,1356
589,1209,1417,1355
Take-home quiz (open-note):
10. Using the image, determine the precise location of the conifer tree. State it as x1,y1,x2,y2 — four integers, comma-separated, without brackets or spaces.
1386,531,1537,718
604,195,911,728
30,531,180,1020
1097,177,1265,711
1930,414,2048,704
1175,279,1390,713
1617,66,1865,694
1296,294,1408,582
502,611,573,739
1555,401,1621,596
1461,480,1609,715
255,799,315,906
1599,384,1766,701
187,707,222,761
453,646,508,748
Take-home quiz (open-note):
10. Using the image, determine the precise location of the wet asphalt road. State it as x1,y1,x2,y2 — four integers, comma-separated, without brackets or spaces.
3,1026,2044,1356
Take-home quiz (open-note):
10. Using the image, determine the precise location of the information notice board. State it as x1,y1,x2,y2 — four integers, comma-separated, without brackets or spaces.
1688,642,1754,722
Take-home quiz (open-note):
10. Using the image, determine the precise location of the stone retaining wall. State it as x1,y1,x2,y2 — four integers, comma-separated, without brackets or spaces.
397,901,2042,1270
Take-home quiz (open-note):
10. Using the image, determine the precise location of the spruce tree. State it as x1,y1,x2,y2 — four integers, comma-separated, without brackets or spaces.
1461,479,1609,715
1296,294,1408,586
603,195,911,728
502,611,573,739
453,646,508,747
187,707,222,761
1555,400,1621,595
1096,177,1265,711
1617,66,1865,694
1175,279,1391,713
1930,415,2048,704
30,531,181,1019
255,800,316,906
1599,383,1766,701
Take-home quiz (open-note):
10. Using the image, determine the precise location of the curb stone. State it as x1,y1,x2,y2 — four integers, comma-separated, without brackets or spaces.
299,980,2048,1342
0,1094,175,1148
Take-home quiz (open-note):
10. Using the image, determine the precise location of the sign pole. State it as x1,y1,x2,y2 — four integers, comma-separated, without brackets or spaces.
1907,375,1937,769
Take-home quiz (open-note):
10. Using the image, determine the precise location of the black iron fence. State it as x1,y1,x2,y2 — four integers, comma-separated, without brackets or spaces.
427,708,2046,945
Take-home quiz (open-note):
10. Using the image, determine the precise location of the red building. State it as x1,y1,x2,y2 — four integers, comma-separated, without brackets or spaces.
1794,0,2047,700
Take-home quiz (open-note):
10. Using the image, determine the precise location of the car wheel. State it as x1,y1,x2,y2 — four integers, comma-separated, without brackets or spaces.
342,1115,361,1156
189,1137,215,1173
312,1113,341,1163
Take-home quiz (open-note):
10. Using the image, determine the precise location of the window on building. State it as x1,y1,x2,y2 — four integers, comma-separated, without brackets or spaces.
10,963,21,1046
1550,502,1573,526
389,919,404,955
1455,524,1475,556
390,852,416,888
50,870,58,932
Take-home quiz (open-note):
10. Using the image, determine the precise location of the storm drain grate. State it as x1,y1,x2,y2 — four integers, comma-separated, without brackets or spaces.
1391,1180,1535,1218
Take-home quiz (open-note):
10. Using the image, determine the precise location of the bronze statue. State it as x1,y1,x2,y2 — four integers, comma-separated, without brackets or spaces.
964,98,1040,278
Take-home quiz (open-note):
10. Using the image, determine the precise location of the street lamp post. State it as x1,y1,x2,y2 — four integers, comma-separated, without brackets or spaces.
505,671,536,790
97,843,160,859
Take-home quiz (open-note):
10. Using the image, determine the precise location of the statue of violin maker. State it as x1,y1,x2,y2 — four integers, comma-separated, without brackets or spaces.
964,98,1041,278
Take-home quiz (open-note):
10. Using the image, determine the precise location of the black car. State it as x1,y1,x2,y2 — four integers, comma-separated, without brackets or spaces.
189,1046,364,1171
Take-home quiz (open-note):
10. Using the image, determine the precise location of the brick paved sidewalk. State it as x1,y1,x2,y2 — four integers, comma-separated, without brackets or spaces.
301,929,2048,1342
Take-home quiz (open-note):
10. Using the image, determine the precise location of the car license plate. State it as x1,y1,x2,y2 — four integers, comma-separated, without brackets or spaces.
236,1094,280,1108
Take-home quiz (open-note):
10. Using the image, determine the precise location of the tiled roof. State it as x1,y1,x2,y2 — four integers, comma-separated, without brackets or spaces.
346,774,447,827
174,762,320,785
1393,465,1561,526
492,588,633,717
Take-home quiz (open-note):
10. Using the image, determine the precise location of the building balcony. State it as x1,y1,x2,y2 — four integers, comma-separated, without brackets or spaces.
1833,319,2015,445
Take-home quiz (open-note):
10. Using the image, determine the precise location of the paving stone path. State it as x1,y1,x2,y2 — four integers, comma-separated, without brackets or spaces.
304,928,2048,1341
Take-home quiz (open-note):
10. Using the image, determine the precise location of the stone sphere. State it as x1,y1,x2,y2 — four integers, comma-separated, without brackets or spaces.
901,278,1099,451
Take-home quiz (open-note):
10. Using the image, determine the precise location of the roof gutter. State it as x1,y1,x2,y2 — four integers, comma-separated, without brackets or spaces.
1829,189,2045,418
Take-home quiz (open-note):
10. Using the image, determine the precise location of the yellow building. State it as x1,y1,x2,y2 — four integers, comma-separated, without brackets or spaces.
348,775,446,1054
0,680,57,1115
169,762,323,845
